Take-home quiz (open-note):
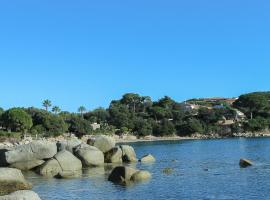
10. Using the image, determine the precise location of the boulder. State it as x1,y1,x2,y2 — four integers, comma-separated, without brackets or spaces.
0,168,32,196
120,145,137,163
0,190,41,200
131,170,151,182
10,160,45,171
108,166,138,184
139,154,156,163
94,135,115,153
56,139,82,153
38,150,82,178
104,147,122,163
239,158,253,168
75,144,104,167
54,150,82,178
4,141,57,164
38,159,62,177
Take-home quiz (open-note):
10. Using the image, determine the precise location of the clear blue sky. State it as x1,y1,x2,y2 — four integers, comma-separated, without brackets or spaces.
0,0,269,112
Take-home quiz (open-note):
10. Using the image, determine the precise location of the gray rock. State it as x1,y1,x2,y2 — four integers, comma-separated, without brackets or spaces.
0,190,41,200
104,147,122,163
56,139,82,153
120,145,137,163
75,144,104,166
5,141,57,164
94,135,115,153
38,150,82,178
0,168,32,196
38,158,62,177
131,170,151,182
54,150,82,178
139,154,156,163
108,166,138,185
10,160,45,171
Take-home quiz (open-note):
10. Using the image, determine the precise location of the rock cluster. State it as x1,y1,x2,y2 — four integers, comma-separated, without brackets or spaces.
0,135,155,198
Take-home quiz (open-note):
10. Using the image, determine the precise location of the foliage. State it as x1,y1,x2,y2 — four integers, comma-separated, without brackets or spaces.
67,116,93,137
1,108,33,132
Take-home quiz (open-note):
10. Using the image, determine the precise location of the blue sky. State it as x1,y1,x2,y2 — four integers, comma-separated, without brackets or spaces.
0,0,269,112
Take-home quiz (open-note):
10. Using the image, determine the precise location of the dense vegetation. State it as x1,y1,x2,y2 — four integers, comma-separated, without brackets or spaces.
0,92,270,138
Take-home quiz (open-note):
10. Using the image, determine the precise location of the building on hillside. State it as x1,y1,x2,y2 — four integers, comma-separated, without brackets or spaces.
180,102,200,112
91,123,101,130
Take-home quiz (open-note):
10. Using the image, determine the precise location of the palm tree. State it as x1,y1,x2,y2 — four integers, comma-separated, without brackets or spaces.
52,106,61,114
42,99,52,111
78,106,86,117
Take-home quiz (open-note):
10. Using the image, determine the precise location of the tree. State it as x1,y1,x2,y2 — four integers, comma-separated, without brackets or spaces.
2,108,33,132
67,116,93,137
42,99,52,112
52,106,61,114
78,106,86,117
176,118,204,136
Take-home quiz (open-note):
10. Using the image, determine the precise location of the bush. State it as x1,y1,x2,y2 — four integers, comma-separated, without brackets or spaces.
67,116,93,137
1,108,33,132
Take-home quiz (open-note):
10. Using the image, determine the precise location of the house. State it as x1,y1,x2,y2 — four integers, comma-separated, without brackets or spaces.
180,102,200,112
91,123,101,130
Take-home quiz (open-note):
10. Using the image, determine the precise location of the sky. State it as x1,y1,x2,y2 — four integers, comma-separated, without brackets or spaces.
0,0,270,112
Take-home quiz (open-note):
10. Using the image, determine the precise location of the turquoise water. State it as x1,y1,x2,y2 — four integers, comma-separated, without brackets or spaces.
25,138,270,200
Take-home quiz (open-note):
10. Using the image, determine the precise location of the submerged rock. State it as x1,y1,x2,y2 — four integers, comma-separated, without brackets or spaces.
0,190,41,200
139,154,156,163
239,159,253,168
108,166,138,185
0,168,32,195
120,145,137,163
75,144,104,167
104,147,122,163
94,135,115,153
131,170,151,182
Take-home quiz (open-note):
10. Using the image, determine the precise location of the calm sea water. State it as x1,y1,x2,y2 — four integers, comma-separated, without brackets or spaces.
24,138,270,200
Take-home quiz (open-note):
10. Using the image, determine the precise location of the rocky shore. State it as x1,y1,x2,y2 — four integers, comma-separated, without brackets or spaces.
0,135,155,199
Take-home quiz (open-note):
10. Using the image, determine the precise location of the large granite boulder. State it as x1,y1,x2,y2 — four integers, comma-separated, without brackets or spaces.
4,141,57,164
0,168,32,195
10,160,45,171
108,166,138,185
94,135,115,153
75,144,104,167
38,150,82,178
139,154,156,163
56,139,82,153
104,147,122,163
0,190,41,200
38,159,62,177
131,170,151,182
120,145,137,163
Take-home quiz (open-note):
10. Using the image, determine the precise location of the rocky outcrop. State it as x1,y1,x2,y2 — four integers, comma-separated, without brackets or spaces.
104,147,122,163
4,141,57,164
74,144,104,167
239,158,253,168
120,145,137,163
94,135,115,153
139,154,156,163
108,166,138,185
130,170,151,182
38,150,82,178
0,168,32,195
0,190,41,200
10,160,45,171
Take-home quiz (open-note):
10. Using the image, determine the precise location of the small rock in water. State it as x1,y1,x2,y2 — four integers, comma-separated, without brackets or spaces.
162,167,174,175
239,158,253,168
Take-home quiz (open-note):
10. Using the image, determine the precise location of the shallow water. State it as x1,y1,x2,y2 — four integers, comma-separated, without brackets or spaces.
25,138,270,200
